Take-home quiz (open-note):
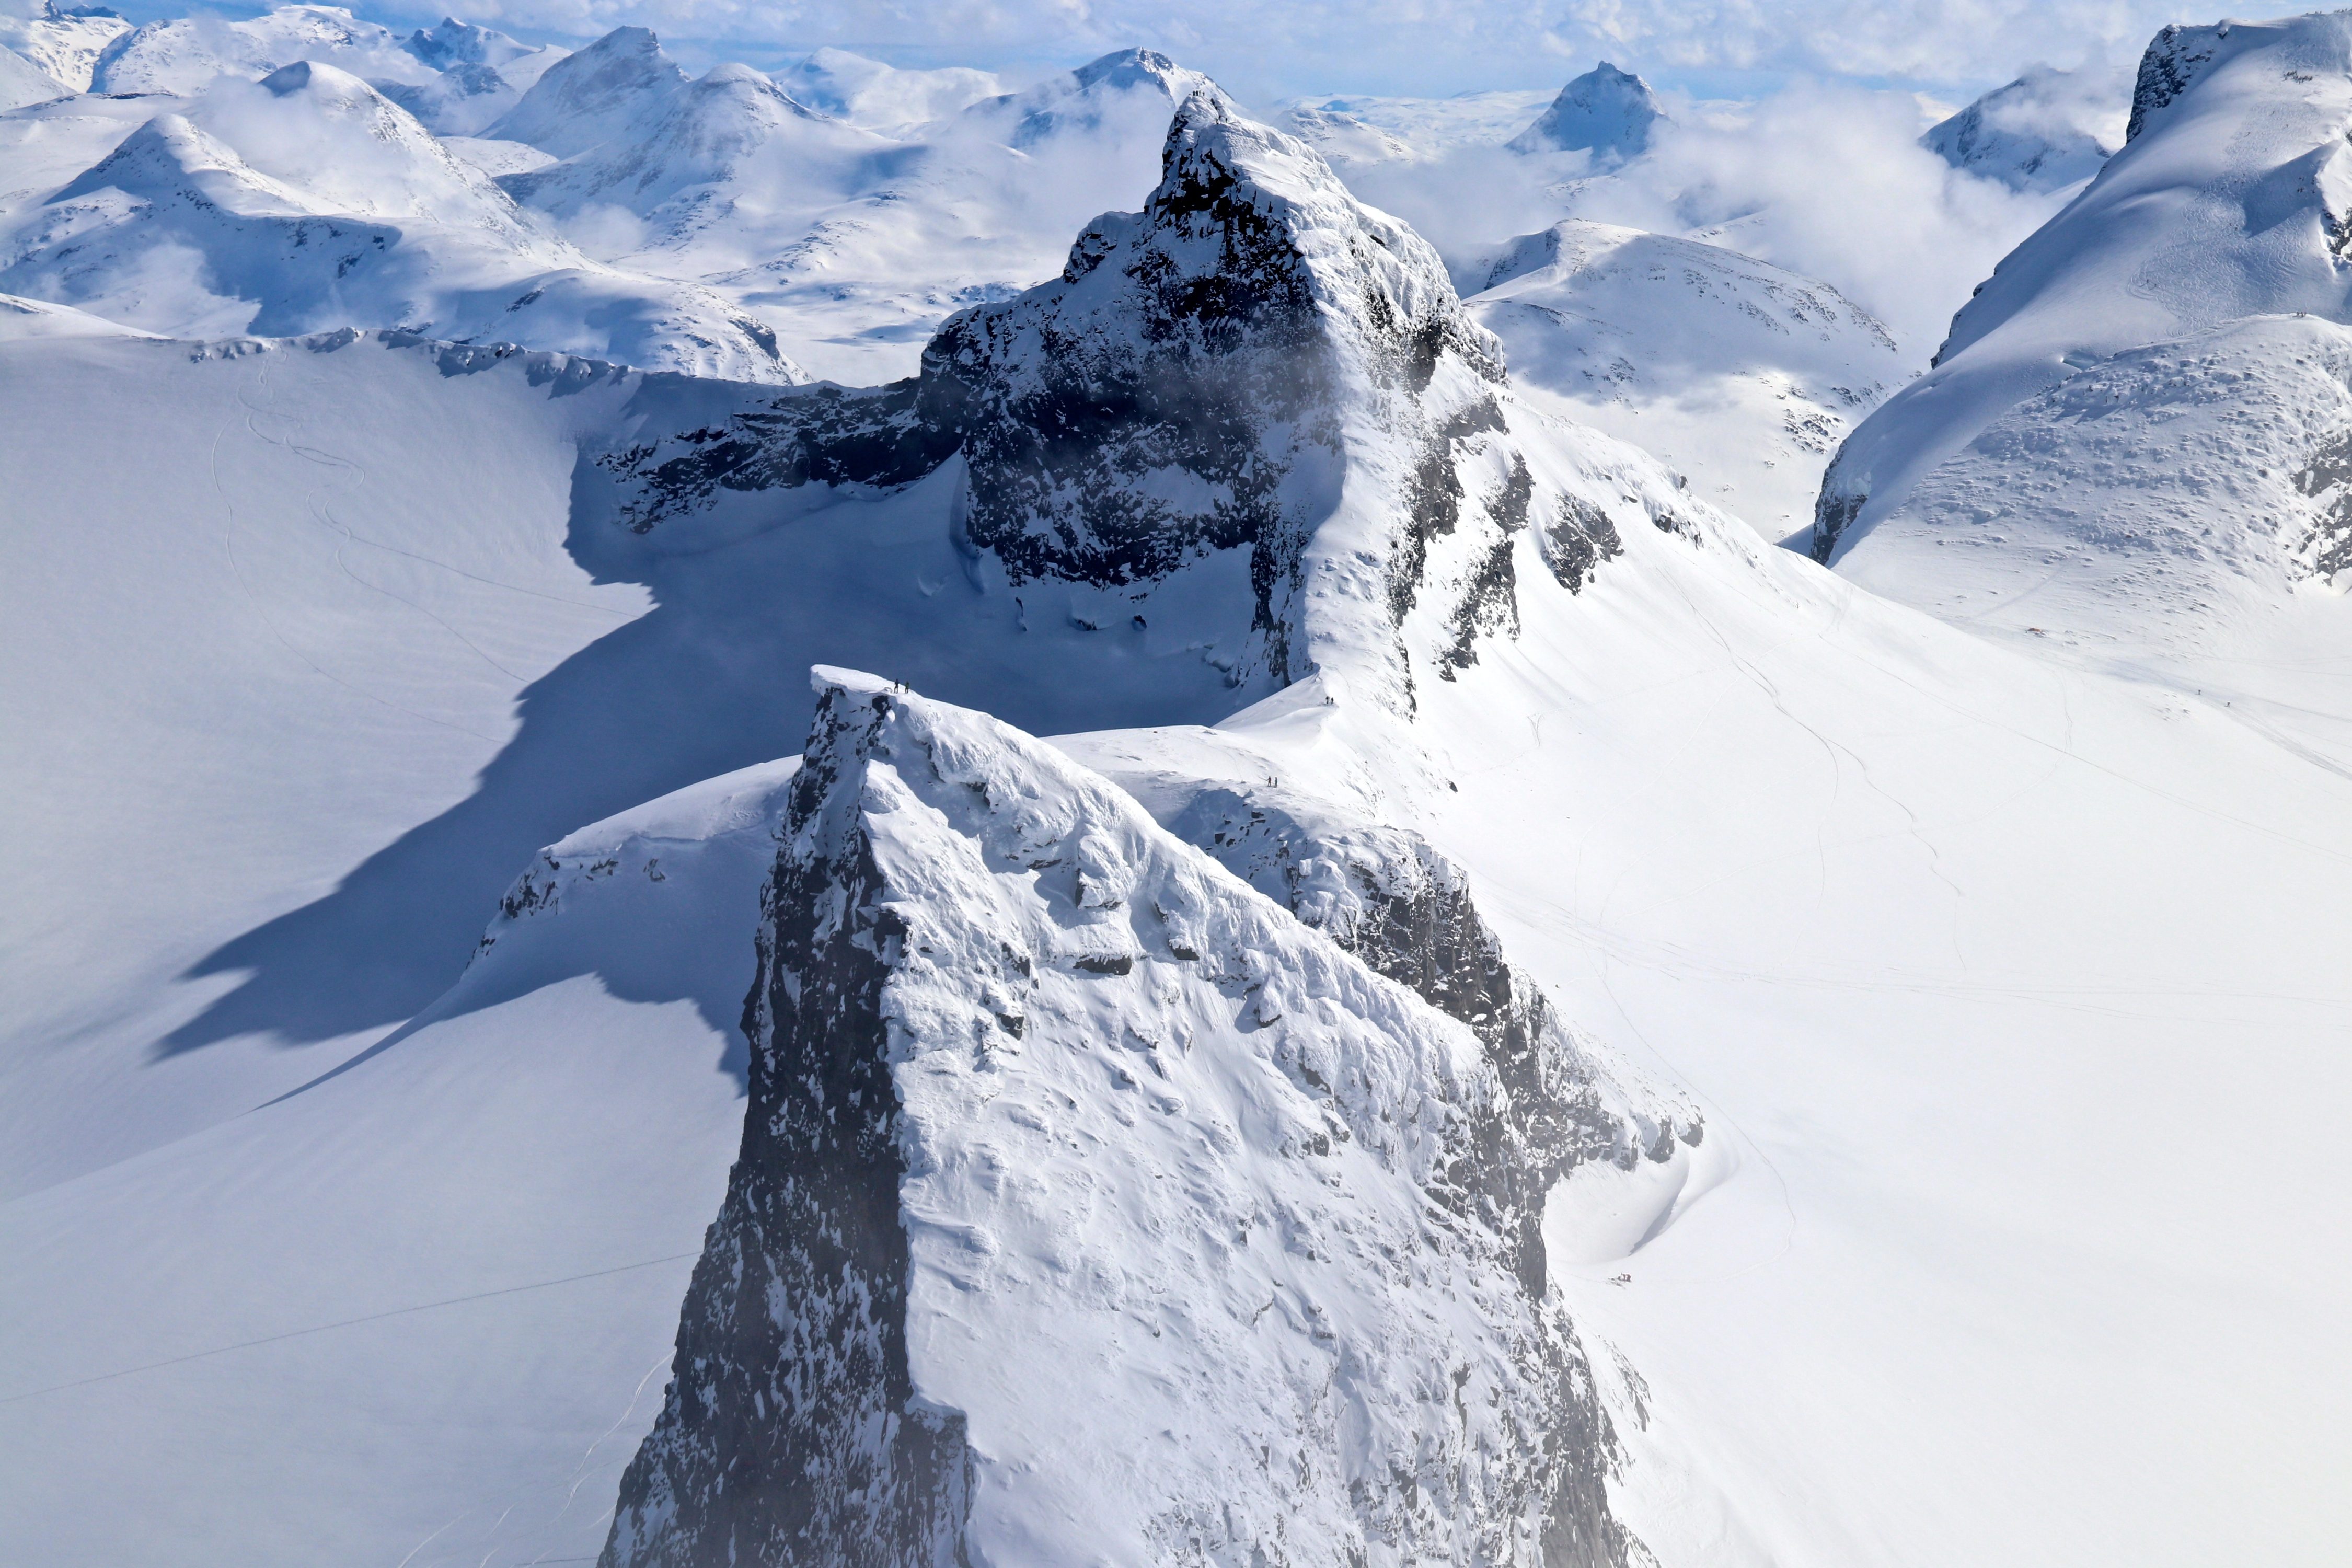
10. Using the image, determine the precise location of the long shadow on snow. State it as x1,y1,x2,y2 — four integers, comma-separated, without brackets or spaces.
161,446,1266,1060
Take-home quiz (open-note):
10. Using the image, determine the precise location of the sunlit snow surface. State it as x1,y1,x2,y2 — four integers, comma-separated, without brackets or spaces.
2,15,2350,1568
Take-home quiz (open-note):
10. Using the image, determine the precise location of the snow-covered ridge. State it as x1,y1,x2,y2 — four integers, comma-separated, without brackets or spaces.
1816,11,2352,763
605,670,1668,1567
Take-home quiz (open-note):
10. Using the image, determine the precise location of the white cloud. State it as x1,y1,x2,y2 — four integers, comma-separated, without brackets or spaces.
350,0,2182,97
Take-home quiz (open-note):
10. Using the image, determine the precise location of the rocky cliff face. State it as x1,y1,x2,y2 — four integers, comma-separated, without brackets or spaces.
591,91,1652,718
603,672,1669,1567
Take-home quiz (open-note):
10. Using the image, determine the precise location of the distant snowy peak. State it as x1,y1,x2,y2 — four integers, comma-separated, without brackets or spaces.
604,669,1664,1568
373,16,563,135
0,3,125,92
1925,65,2123,192
1508,61,1663,160
7,67,804,382
91,4,435,97
775,46,1001,130
499,59,885,236
402,15,560,86
485,24,686,157
978,46,1217,146
1463,219,1898,529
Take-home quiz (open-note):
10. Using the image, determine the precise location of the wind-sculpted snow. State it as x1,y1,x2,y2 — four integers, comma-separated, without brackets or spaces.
0,62,803,380
607,670,1655,1568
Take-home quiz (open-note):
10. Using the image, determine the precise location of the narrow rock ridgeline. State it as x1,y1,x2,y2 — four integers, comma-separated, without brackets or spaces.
603,672,1667,1567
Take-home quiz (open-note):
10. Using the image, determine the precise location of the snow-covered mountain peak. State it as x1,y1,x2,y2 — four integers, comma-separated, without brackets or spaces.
402,15,552,78
0,1,130,92
1507,61,1663,161
1817,10,2352,568
486,24,686,157
50,110,320,218
986,45,1219,146
90,4,435,97
1816,10,2352,759
1924,64,2124,192
913,88,1515,707
603,667,1660,1566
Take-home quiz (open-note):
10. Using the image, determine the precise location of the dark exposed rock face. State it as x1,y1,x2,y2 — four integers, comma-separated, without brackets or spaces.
923,90,1503,685
595,379,955,534
1542,493,1626,590
585,89,1523,700
1809,472,1865,565
2126,23,2218,144
607,682,1679,1567
602,686,974,1568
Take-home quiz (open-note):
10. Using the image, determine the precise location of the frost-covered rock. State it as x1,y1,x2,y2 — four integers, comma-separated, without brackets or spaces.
603,670,1664,1568
1923,65,2124,193
486,24,687,158
0,62,802,380
1507,63,1663,162
589,92,1739,713
0,2,129,93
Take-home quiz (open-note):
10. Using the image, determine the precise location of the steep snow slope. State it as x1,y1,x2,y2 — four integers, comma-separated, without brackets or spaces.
487,24,686,158
91,2,435,96
0,2,130,93
1818,14,2352,765
1508,62,1664,160
0,40,63,110
0,63,801,378
1922,65,2124,192
1465,218,1901,534
3,760,788,1567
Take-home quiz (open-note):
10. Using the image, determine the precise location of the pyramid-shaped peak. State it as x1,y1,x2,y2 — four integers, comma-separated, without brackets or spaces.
1508,60,1664,159
486,23,687,156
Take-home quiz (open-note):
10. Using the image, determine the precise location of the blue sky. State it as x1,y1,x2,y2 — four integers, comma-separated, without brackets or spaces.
84,0,2198,102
